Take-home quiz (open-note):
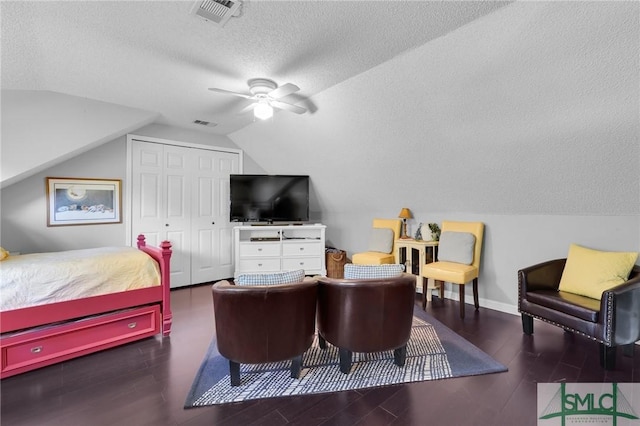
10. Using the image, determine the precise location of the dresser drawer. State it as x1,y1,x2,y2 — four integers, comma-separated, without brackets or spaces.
239,242,281,257
282,241,322,257
238,258,281,272
282,257,322,271
1,306,160,376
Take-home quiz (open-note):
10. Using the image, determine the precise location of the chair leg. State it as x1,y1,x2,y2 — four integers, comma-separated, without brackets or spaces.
472,278,479,310
229,360,241,386
521,314,533,335
339,348,352,374
394,344,407,367
438,280,445,300
290,355,302,379
318,334,327,349
599,344,616,370
422,277,428,310
459,284,465,319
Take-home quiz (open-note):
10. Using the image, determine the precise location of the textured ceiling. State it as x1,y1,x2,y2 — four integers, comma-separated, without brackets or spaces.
1,0,512,135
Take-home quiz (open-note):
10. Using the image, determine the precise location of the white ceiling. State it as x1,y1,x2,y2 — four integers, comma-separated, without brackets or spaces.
1,0,512,135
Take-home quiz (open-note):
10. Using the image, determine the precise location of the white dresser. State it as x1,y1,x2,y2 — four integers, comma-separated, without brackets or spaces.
233,224,327,277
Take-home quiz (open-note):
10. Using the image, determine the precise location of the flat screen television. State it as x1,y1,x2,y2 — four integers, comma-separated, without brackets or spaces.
230,175,310,223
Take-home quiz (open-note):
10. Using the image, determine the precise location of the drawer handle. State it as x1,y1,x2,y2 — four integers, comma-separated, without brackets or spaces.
31,346,43,354
258,248,262,252
299,248,304,251
128,322,137,329
258,263,262,267
299,262,304,266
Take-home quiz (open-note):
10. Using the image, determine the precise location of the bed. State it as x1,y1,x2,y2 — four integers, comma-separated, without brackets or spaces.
0,235,172,379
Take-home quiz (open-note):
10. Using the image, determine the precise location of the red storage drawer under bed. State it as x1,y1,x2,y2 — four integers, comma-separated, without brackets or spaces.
1,305,160,378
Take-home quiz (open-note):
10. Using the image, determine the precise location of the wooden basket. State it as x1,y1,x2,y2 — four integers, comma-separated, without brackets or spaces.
326,250,348,278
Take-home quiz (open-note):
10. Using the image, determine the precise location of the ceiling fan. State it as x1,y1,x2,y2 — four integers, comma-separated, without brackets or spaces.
209,78,307,120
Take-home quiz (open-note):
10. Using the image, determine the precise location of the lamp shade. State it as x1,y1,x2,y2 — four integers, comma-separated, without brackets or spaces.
398,208,412,219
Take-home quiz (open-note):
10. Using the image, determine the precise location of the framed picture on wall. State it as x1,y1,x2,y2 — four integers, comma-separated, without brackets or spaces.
46,177,122,226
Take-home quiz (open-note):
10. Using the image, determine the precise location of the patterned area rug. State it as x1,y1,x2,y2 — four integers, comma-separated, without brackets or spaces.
184,307,507,407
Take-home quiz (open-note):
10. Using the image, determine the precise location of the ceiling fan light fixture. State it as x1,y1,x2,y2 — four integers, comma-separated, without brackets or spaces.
254,100,273,120
209,78,307,120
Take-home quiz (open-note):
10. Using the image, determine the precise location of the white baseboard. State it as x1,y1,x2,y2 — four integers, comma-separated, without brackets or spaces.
421,288,520,316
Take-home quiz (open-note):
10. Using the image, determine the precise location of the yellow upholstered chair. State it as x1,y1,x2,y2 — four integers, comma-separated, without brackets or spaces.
352,219,402,265
421,221,484,318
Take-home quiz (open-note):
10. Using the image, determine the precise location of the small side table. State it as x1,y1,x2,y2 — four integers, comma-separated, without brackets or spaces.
395,239,439,302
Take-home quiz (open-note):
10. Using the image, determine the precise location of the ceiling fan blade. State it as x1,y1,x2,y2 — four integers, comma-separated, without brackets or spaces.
238,102,257,114
268,83,300,99
270,100,307,114
208,88,252,99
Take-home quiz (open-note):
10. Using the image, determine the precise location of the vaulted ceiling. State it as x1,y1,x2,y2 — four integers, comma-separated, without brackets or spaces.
2,0,512,135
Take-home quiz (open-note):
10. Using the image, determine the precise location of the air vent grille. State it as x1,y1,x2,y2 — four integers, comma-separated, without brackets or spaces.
193,120,217,127
191,0,241,27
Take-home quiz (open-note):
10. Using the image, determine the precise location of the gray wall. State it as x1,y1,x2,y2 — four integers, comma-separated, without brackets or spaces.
1,137,129,252
228,2,640,313
0,124,244,253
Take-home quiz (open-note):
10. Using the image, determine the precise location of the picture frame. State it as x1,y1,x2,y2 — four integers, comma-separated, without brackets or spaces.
46,177,122,226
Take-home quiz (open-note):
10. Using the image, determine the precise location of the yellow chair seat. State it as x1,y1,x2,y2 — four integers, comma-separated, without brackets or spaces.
352,252,395,265
421,261,478,284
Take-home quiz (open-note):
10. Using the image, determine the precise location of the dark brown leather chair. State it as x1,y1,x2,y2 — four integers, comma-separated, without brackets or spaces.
518,260,640,370
316,274,416,374
212,279,317,385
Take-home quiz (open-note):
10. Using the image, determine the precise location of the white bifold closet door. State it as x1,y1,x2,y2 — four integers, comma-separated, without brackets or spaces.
131,140,239,288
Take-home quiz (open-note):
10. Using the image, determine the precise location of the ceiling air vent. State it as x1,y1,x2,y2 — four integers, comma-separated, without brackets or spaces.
193,119,218,127
191,0,241,27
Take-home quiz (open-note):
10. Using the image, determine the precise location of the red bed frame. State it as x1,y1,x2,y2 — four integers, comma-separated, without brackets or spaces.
0,235,173,379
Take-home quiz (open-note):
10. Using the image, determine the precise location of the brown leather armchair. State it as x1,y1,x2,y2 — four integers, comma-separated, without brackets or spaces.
518,260,640,370
212,279,317,385
316,274,416,374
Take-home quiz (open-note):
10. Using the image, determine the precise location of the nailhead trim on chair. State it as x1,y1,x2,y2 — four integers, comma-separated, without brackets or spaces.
519,311,609,346
517,274,523,313
605,291,614,345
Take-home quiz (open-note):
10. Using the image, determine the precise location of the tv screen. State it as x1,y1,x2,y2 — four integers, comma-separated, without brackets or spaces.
230,175,310,223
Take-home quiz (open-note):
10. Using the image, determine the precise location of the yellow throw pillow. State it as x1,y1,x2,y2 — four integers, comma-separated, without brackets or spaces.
0,247,9,261
558,244,638,299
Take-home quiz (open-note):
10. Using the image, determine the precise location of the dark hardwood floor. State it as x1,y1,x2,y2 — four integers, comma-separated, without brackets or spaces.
2,284,638,426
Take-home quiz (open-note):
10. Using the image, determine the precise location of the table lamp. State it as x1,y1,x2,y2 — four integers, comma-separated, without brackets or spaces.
398,208,412,239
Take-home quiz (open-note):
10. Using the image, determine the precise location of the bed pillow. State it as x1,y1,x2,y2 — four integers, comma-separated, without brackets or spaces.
0,247,9,261
235,269,305,286
558,244,638,300
344,264,405,279
368,228,394,254
437,231,476,265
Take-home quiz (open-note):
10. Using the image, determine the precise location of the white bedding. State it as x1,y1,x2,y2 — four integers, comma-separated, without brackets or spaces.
0,246,161,311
